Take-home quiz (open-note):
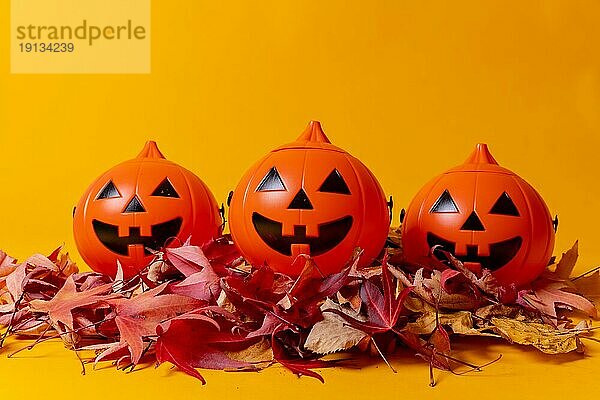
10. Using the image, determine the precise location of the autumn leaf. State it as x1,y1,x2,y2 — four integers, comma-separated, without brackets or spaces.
411,269,480,310
167,264,221,302
405,311,488,336
474,304,523,320
326,260,411,337
0,251,18,305
106,283,205,364
305,299,367,355
429,324,451,355
3,235,600,385
548,241,579,280
518,280,597,322
222,264,291,321
202,235,244,274
336,284,362,313
490,317,590,354
225,338,273,365
163,244,211,277
271,325,340,383
434,249,503,299
287,253,359,312
6,254,61,301
155,312,253,383
29,275,118,331
573,269,600,301
49,247,78,277
231,254,358,338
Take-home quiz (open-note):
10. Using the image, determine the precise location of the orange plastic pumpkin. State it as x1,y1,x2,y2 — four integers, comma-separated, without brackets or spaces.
73,141,222,278
402,143,555,287
229,121,390,276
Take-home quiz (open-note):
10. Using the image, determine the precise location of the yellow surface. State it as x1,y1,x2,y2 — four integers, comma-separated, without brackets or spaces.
1,1,600,398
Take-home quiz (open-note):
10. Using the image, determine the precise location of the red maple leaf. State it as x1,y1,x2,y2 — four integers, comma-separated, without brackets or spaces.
163,244,211,277
106,283,205,364
327,257,412,335
270,324,341,383
162,236,243,278
166,263,220,302
155,311,254,383
29,275,118,331
202,235,244,274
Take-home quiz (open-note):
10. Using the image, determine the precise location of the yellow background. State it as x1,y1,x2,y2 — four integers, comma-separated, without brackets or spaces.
1,1,599,398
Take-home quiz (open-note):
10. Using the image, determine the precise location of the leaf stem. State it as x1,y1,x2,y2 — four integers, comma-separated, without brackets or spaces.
371,337,397,373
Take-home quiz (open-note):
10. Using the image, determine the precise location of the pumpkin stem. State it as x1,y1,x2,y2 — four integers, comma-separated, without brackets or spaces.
297,120,332,144
464,143,498,165
137,141,166,159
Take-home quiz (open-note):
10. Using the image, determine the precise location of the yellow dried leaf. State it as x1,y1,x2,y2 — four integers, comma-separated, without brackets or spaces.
475,304,522,320
405,311,491,336
225,338,273,365
490,317,585,354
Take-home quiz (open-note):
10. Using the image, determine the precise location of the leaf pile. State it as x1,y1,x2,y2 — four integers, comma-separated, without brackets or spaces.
0,233,598,386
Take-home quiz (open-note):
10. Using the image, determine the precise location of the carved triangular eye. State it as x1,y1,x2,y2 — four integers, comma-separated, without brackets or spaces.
430,190,459,213
490,192,519,216
96,181,121,199
256,167,286,191
151,178,179,198
318,169,351,194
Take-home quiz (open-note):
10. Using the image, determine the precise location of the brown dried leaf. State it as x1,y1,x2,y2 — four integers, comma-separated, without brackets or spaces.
305,299,367,355
413,269,480,310
520,281,597,320
336,285,362,313
573,271,600,301
552,241,579,280
475,304,523,320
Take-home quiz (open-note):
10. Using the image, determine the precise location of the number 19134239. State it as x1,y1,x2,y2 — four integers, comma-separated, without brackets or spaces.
19,42,75,53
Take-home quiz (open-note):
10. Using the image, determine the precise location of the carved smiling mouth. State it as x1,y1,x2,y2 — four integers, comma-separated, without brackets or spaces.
252,212,353,256
92,217,183,256
427,232,522,271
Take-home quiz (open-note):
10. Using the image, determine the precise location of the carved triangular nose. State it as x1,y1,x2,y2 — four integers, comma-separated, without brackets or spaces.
123,195,146,213
460,211,485,231
287,189,313,210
